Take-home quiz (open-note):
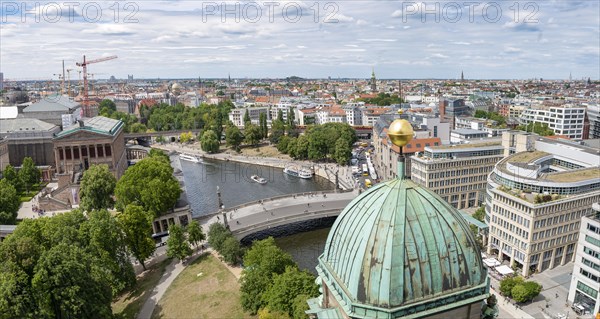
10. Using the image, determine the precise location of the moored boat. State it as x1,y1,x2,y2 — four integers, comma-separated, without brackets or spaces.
250,175,267,184
284,166,313,179
179,153,201,163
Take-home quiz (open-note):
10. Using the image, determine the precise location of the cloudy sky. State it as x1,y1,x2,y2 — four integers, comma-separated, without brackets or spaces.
1,1,598,80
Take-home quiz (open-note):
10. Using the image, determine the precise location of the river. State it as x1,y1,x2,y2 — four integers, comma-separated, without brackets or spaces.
177,156,334,217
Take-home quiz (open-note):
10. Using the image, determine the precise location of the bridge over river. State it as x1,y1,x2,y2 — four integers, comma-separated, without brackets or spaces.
195,190,358,242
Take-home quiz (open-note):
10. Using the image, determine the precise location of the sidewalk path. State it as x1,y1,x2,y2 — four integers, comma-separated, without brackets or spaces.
136,258,184,319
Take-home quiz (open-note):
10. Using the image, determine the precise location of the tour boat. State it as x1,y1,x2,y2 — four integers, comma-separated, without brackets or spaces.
179,153,201,163
250,175,267,184
284,167,313,179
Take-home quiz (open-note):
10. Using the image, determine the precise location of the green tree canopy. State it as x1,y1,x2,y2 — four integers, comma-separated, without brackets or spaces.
245,124,262,146
78,209,136,296
0,178,20,225
186,220,205,249
220,236,244,265
18,157,40,193
334,137,352,165
516,122,555,136
115,157,181,217
117,204,156,270
207,222,230,252
358,92,402,106
0,210,134,317
262,267,319,317
499,276,524,297
98,99,116,116
149,148,170,162
225,125,244,152
240,237,296,314
200,129,220,153
473,206,485,222
166,224,192,262
270,119,286,144
3,164,21,192
79,164,116,212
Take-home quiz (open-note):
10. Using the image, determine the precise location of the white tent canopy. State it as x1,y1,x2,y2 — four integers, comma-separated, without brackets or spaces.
495,265,514,276
483,258,501,267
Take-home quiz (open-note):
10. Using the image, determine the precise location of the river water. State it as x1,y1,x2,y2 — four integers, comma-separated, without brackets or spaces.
177,156,334,271
177,156,334,217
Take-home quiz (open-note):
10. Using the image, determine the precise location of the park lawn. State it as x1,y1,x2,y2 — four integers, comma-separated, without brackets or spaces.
151,253,254,319
112,258,172,319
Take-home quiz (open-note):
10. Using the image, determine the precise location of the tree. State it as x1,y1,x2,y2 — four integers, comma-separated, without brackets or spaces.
0,179,20,225
522,281,542,301
499,276,524,297
291,294,311,319
511,284,529,303
186,220,205,249
277,136,291,153
18,157,40,193
473,206,485,222
295,135,309,160
270,119,285,144
79,209,136,297
166,224,192,262
225,125,244,152
334,137,351,165
200,129,220,153
516,122,554,136
220,236,244,265
117,205,156,271
277,110,284,122
179,131,194,143
149,148,170,162
115,157,181,217
262,267,319,317
98,99,116,116
259,112,268,139
245,124,262,146
258,308,291,319
244,109,251,128
207,222,230,252
129,122,147,133
79,164,116,212
286,138,298,159
240,237,296,314
156,135,166,144
3,164,21,192
32,243,113,318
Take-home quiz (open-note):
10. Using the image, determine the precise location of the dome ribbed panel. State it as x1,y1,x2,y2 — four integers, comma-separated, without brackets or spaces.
321,178,485,309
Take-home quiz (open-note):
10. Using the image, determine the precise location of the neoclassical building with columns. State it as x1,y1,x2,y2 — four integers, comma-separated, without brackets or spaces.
53,116,127,180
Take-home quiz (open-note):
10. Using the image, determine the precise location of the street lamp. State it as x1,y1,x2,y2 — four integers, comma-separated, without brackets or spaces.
217,186,228,229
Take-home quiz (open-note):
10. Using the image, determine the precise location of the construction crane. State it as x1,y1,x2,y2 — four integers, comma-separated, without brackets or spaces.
76,55,117,117
65,69,74,97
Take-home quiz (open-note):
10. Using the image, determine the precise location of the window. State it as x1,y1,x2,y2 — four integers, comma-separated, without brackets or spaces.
576,281,598,298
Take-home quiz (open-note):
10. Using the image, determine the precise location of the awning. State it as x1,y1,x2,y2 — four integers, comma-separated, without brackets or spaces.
495,265,514,276
483,258,501,267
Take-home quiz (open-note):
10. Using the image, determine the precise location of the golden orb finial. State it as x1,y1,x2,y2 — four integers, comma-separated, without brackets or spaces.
388,119,414,147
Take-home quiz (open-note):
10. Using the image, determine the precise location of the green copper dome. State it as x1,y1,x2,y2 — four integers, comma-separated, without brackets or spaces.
316,177,487,317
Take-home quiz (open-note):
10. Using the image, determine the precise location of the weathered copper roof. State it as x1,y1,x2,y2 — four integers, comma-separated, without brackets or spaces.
319,177,486,311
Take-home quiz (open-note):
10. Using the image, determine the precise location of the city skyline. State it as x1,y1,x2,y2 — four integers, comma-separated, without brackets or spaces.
1,1,599,80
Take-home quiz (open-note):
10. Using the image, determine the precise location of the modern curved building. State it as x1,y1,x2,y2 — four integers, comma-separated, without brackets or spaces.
308,120,490,319
486,131,600,276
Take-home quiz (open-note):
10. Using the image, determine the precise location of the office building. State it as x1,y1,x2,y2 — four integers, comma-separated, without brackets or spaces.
486,131,600,276
567,202,600,317
411,140,504,209
519,105,586,139
228,107,270,128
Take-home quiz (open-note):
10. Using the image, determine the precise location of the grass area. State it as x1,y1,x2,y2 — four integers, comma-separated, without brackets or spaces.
508,151,549,163
546,167,600,182
151,253,254,319
18,183,48,202
112,258,172,319
226,144,290,160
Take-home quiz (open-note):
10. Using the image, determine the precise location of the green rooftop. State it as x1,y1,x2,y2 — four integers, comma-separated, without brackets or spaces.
545,167,600,183
508,151,549,163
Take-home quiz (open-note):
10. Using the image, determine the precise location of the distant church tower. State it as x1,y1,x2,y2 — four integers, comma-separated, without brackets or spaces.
370,68,377,92
461,70,465,82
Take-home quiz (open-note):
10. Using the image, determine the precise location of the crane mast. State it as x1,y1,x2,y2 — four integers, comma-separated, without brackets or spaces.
76,55,117,117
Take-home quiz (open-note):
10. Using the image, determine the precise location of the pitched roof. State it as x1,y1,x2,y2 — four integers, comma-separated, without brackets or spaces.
23,95,80,113
56,116,123,138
